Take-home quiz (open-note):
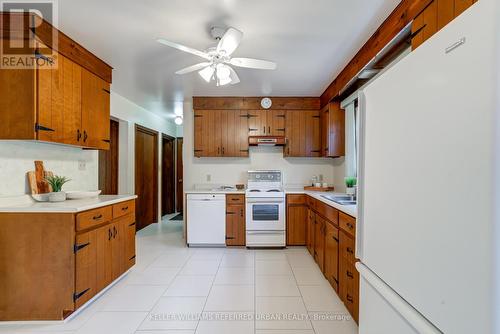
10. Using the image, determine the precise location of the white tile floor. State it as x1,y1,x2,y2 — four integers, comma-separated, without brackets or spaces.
0,214,358,334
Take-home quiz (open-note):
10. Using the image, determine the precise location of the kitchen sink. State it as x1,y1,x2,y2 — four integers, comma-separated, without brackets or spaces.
321,195,357,206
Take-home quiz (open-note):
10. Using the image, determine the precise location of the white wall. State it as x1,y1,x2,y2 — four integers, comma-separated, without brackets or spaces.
183,101,336,190
0,141,98,197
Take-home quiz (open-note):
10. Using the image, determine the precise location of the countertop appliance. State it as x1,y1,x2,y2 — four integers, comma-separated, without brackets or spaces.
245,170,285,247
187,194,226,247
356,2,497,334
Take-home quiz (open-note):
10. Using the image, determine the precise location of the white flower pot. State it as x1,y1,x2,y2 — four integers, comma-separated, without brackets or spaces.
49,191,66,202
346,187,356,196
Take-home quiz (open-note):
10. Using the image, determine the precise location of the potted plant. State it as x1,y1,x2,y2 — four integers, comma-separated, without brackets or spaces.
345,176,357,197
45,175,71,202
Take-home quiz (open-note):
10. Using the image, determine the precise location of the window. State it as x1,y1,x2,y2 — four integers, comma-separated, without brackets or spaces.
343,99,358,178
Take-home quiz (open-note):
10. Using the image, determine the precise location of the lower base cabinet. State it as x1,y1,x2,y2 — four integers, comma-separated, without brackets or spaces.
0,198,136,320
225,194,246,246
291,195,359,323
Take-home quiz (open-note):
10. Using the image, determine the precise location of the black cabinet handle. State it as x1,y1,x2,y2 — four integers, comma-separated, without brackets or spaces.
218,147,220,155
263,126,266,134
108,228,112,240
121,206,129,211
240,209,244,217
268,126,270,134
77,129,82,141
222,147,225,155
333,236,339,242
113,226,117,238
346,271,354,279
83,130,88,142
347,247,354,254
346,294,354,303
129,222,136,226
93,214,103,220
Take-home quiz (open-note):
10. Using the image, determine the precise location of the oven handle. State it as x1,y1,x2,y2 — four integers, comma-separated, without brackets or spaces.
246,230,284,235
246,198,284,204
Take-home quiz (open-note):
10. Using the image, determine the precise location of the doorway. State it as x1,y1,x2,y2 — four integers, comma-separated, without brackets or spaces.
98,119,119,195
176,137,184,213
162,134,176,216
135,125,158,231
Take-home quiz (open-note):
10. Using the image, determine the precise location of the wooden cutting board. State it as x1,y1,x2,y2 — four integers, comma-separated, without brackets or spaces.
27,161,53,194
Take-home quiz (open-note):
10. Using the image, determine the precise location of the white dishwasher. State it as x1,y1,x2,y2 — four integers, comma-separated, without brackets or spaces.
187,194,226,247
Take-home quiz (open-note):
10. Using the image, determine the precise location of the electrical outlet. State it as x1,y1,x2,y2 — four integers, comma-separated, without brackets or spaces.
206,174,211,182
78,160,86,171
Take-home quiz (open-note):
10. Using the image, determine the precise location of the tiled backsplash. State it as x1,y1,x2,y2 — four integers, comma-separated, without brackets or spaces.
0,141,98,197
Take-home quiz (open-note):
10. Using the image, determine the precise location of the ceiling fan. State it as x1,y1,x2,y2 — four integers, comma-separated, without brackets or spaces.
157,27,277,86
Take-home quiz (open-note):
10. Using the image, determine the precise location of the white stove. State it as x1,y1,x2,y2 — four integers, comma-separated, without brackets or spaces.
245,170,285,248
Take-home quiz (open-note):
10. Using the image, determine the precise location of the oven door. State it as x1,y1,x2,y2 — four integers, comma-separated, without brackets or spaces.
246,197,285,231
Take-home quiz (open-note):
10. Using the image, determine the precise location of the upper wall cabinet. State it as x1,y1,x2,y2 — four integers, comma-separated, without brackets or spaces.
0,12,112,150
284,110,321,157
194,109,248,157
247,109,286,137
321,102,345,158
411,0,477,50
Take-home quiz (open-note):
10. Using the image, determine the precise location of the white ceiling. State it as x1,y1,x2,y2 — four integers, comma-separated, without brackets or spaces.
58,0,400,119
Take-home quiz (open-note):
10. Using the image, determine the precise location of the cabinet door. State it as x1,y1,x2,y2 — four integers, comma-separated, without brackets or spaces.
324,222,339,292
326,102,345,157
36,51,64,143
75,229,98,308
226,204,245,246
194,109,221,157
248,110,266,136
82,69,110,150
314,215,325,271
124,218,136,270
95,224,113,291
286,204,307,245
412,1,438,50
285,110,305,156
306,209,315,255
110,221,125,280
268,110,286,136
61,56,82,146
305,110,321,157
221,110,249,157
339,254,359,323
321,105,329,157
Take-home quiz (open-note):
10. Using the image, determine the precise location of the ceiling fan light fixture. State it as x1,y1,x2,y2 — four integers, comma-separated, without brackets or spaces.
216,64,231,80
198,66,215,82
174,116,183,125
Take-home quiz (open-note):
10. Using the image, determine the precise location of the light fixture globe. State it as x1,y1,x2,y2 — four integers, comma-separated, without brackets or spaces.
174,116,183,125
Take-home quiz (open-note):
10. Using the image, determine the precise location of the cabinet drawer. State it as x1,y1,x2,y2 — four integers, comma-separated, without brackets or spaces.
226,194,245,205
76,206,112,231
287,194,307,205
316,201,338,225
112,200,135,219
339,212,356,237
340,231,356,265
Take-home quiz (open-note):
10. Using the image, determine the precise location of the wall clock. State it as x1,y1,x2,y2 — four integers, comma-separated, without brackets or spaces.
260,97,272,109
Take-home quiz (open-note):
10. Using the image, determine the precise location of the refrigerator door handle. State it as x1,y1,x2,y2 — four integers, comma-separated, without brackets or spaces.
356,263,442,334
356,91,367,261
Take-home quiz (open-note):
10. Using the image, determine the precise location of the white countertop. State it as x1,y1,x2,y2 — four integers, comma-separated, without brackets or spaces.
0,195,137,213
185,187,356,218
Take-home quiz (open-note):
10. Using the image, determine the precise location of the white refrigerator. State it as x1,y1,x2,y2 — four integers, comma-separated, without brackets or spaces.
356,1,499,333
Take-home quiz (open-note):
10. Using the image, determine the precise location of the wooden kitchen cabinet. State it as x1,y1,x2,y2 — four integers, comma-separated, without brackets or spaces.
0,198,136,320
321,102,345,158
339,230,359,323
286,194,308,245
247,109,286,136
412,0,477,50
324,221,340,292
285,110,321,157
0,13,112,149
225,194,246,246
307,208,315,255
314,214,326,271
194,110,248,157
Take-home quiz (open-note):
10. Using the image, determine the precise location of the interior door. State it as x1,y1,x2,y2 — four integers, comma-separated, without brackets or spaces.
135,125,158,230
176,138,184,213
162,134,175,215
99,119,119,195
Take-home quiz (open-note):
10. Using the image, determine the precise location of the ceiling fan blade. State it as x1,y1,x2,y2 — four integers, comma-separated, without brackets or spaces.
229,57,277,70
175,62,211,75
157,38,211,60
227,66,240,85
216,28,243,56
